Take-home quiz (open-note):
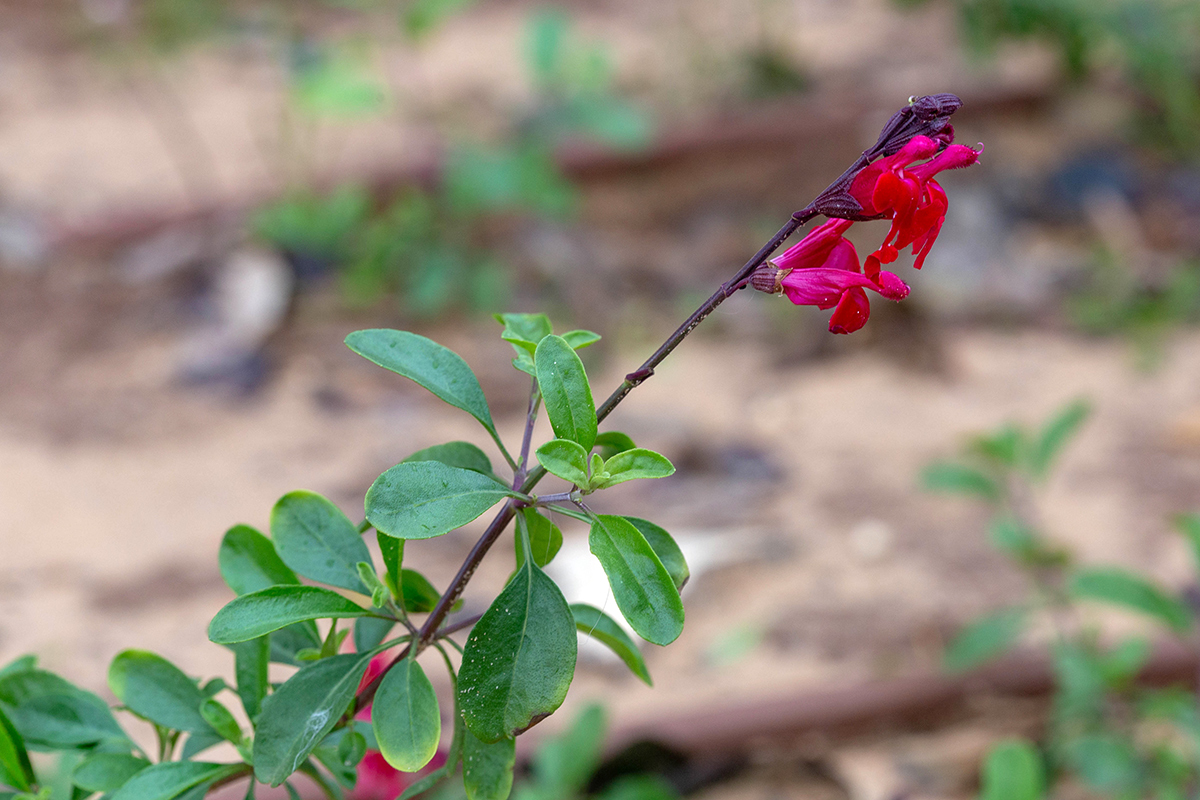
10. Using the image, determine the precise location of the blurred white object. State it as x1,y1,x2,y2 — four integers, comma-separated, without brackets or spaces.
545,526,760,666
175,246,293,390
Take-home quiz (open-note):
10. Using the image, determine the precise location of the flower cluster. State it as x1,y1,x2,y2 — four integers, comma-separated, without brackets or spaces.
757,135,982,334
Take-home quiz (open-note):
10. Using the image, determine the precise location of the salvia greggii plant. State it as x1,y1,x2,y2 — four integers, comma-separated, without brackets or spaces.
0,93,979,800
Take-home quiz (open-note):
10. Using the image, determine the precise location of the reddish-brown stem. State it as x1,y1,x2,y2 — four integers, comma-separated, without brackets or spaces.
344,91,967,723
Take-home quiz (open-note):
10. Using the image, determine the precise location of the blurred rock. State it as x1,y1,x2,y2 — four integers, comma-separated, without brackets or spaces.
175,246,294,395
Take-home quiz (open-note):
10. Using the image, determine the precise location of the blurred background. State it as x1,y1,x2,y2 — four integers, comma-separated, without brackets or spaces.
5,0,1200,798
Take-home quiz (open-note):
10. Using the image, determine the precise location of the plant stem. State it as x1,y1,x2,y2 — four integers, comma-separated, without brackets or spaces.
514,381,541,489
350,207,818,715
595,206,817,417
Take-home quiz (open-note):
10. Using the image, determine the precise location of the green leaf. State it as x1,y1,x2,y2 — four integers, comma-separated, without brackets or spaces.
589,515,685,645
535,439,589,487
272,491,372,594
1063,733,1141,795
399,570,441,614
943,609,1026,672
181,728,224,760
110,762,242,800
592,449,674,489
979,739,1045,800
0,670,128,750
356,562,388,608
516,509,563,568
532,704,605,795
570,604,652,686
337,728,367,768
354,617,396,653
209,586,369,644
920,462,1000,500
969,425,1025,469
458,559,577,742
988,517,1038,558
1029,399,1090,478
73,753,150,793
107,650,212,733
345,329,495,434
0,658,34,681
561,330,601,350
253,651,377,786
268,625,323,667
219,525,300,595
535,335,596,450
377,532,403,598
596,776,675,800
462,730,514,800
373,658,441,772
0,708,33,791
626,518,689,591
230,637,269,721
1068,568,1192,633
403,0,479,40
404,442,495,479
495,313,552,354
593,431,635,459
366,463,513,540
199,699,242,745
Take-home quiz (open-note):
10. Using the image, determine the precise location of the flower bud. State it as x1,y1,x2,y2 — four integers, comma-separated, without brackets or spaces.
750,265,788,294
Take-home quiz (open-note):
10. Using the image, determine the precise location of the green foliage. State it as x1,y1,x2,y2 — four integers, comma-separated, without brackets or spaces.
208,586,370,643
458,554,577,742
373,657,441,771
591,449,675,489
626,518,690,591
4,313,694,800
928,401,1200,799
1068,254,1200,367
537,439,591,487
252,651,377,786
109,762,242,800
979,738,1045,800
72,754,149,793
462,730,515,800
0,708,34,792
570,604,654,685
272,491,372,594
918,0,1200,155
366,462,514,540
943,608,1026,672
218,525,301,595
346,330,497,438
108,651,215,734
535,335,598,451
1068,567,1192,633
516,509,564,568
588,515,685,646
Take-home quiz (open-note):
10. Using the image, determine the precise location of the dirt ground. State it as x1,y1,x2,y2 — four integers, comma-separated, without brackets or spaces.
6,255,1200,798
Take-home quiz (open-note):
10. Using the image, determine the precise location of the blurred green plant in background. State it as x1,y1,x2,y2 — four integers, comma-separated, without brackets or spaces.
80,1,651,319
926,402,1200,799
254,9,651,318
902,0,1200,156
1067,250,1200,370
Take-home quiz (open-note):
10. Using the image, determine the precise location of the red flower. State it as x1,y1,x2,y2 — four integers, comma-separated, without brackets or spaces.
846,135,982,277
764,219,910,334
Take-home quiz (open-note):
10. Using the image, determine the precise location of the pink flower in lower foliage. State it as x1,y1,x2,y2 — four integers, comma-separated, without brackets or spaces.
846,135,983,277
764,218,910,334
347,654,446,800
